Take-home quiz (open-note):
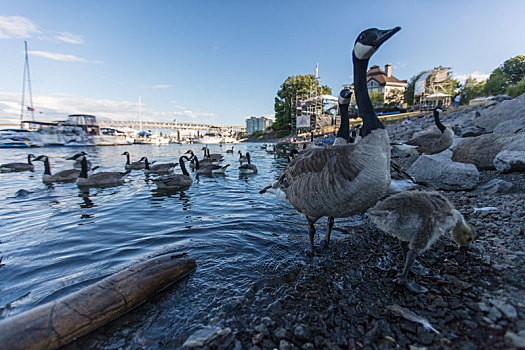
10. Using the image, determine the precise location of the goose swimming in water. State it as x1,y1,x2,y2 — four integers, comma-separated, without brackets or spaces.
186,150,218,169
121,151,146,170
368,190,474,293
143,157,176,174
193,155,230,175
260,27,399,254
34,155,81,183
153,156,193,190
239,152,258,174
0,154,35,173
226,146,234,154
68,152,92,170
392,106,454,155
77,155,128,188
238,151,248,164
202,146,223,161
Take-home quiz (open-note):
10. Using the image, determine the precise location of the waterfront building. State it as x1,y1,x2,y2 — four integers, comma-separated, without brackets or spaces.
246,116,274,134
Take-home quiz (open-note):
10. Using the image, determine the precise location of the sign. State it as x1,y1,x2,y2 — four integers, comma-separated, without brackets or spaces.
296,115,311,128
414,72,431,95
322,98,338,104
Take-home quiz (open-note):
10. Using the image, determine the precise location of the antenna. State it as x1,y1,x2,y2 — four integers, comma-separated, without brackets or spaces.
138,96,142,131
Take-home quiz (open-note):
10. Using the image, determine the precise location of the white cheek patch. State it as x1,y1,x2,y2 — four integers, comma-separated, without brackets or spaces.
353,42,374,60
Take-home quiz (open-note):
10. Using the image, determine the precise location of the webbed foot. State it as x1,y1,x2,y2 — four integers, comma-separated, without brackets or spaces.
393,276,428,294
409,259,430,276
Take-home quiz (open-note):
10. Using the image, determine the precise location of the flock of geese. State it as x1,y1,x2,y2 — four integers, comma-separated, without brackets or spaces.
1,27,474,294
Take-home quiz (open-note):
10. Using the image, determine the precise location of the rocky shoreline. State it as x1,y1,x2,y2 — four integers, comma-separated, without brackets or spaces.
183,95,525,349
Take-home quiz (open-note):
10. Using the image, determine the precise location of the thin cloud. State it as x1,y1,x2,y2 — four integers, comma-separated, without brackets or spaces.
150,84,172,89
29,50,102,64
55,32,84,44
454,71,490,84
0,16,40,39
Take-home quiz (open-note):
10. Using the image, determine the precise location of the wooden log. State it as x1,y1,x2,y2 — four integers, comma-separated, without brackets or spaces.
0,252,196,350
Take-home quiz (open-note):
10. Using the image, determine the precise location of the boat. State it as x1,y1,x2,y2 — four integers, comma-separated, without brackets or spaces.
191,132,236,144
21,121,92,147
134,131,169,145
66,114,133,146
0,128,43,148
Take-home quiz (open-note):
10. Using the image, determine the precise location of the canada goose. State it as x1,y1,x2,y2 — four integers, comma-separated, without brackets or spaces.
153,156,193,190
34,155,80,183
392,107,454,155
238,151,248,164
193,155,230,175
388,160,417,193
121,151,146,170
77,155,128,188
68,151,92,170
259,27,398,254
368,190,474,293
186,150,218,169
143,157,176,174
0,154,35,173
265,144,275,153
287,149,299,162
202,146,223,161
239,152,258,174
226,146,234,154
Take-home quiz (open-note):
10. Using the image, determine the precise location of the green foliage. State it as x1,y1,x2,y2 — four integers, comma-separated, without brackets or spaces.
369,91,384,107
275,130,289,138
460,77,487,105
501,55,525,85
251,130,263,137
405,71,428,106
506,76,525,98
384,89,404,107
485,68,508,95
273,74,331,130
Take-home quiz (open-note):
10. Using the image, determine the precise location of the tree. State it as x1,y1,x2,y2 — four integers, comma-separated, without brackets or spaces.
485,68,508,96
273,75,331,130
369,91,384,107
460,77,487,105
507,75,525,98
501,55,525,85
384,89,404,107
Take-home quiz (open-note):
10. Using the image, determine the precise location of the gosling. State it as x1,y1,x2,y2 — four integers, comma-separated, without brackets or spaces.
367,190,474,294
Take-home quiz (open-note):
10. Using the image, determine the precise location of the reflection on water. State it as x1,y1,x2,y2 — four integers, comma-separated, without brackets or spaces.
0,143,324,346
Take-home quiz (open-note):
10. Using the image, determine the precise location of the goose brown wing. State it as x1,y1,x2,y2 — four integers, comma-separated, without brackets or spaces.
55,169,80,180
405,132,442,147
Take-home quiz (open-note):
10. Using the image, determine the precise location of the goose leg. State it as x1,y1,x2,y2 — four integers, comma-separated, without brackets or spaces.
320,216,334,250
306,217,317,255
393,249,428,294
400,241,430,276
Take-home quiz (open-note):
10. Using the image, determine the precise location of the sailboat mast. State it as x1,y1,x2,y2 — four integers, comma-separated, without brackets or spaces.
20,41,35,127
138,96,142,131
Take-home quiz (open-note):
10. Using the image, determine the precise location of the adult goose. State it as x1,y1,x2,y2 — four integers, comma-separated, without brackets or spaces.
121,151,146,170
186,150,218,169
202,146,223,161
238,151,248,164
368,190,474,293
226,146,234,154
68,151,92,170
392,106,454,155
77,155,128,188
260,27,399,254
34,155,81,183
239,152,258,174
143,157,176,174
153,156,193,190
0,154,35,173
193,155,230,175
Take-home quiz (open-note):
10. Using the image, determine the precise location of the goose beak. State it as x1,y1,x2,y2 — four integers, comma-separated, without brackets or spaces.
373,27,401,48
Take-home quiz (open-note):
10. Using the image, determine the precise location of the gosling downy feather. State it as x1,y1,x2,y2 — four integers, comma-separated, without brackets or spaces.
260,26,399,254
368,190,474,293
0,154,35,173
393,107,454,155
77,156,128,188
239,152,258,174
153,156,193,190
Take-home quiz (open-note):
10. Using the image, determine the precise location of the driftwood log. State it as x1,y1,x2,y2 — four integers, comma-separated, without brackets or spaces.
0,252,196,350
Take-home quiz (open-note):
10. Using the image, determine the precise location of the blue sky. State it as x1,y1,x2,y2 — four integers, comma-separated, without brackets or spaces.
1,0,524,126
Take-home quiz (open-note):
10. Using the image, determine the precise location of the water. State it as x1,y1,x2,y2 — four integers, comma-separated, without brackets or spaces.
0,143,319,346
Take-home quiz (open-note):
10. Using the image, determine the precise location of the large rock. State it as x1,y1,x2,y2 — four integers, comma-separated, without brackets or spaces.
474,93,525,132
493,116,525,135
408,151,479,190
474,179,519,194
494,133,525,173
452,133,514,170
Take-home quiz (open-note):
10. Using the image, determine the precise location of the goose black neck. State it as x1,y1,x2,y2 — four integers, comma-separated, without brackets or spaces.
43,157,51,175
144,158,150,170
27,154,33,164
193,156,200,170
433,110,446,133
125,153,130,165
353,54,384,137
179,156,189,176
79,157,89,178
247,153,251,164
337,102,350,141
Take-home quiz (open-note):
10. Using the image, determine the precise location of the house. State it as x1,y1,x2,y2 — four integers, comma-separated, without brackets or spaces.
346,64,408,106
367,64,408,105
